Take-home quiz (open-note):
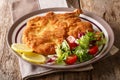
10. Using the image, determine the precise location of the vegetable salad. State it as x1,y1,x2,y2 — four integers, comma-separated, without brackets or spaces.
47,31,106,65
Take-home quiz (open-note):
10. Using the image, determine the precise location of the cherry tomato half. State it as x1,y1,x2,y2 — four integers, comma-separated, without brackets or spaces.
67,36,78,50
89,45,98,55
65,55,77,65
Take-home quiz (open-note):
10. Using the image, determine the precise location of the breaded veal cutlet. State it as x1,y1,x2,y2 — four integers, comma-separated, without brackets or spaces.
22,9,93,55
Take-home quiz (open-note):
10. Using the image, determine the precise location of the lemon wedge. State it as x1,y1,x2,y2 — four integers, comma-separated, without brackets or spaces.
22,52,46,64
11,43,33,53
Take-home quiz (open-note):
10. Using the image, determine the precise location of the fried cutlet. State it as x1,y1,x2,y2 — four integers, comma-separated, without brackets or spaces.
22,9,93,55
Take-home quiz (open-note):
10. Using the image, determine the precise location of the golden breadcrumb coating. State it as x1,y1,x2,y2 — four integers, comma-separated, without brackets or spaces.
22,9,93,55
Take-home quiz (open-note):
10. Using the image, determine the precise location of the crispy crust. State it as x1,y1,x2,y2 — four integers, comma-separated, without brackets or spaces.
22,9,93,55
